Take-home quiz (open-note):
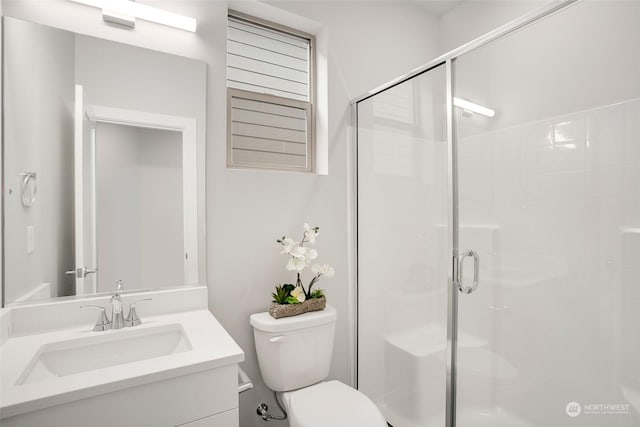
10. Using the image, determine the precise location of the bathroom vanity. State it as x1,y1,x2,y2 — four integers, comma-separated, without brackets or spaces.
0,287,244,427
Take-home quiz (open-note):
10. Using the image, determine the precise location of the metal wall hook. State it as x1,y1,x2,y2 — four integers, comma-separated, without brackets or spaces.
20,172,37,208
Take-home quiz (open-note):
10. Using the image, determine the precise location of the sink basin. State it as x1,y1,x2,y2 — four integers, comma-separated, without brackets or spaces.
17,324,192,385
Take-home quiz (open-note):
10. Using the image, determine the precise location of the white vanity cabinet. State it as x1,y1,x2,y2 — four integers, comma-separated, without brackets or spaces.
2,365,239,427
1,294,244,427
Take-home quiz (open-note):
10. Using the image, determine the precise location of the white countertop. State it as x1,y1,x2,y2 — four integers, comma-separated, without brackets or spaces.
0,309,244,419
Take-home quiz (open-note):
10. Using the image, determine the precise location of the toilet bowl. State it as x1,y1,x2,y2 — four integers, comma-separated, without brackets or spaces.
250,306,386,427
279,380,387,427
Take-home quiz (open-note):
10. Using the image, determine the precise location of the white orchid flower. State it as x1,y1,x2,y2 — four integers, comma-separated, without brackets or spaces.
277,225,331,287
279,237,298,254
287,257,306,272
290,245,307,259
291,286,306,303
305,248,318,263
325,265,335,277
311,263,335,277
303,223,319,244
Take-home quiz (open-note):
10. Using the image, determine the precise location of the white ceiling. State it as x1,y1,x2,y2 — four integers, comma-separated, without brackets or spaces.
415,0,464,17
278,0,464,17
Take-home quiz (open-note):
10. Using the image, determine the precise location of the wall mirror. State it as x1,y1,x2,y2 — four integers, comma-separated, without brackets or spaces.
2,17,207,306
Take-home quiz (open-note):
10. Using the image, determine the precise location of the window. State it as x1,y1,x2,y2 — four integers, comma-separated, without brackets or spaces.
227,12,315,172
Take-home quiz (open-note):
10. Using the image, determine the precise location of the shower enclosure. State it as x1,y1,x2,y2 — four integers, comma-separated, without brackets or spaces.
354,1,640,426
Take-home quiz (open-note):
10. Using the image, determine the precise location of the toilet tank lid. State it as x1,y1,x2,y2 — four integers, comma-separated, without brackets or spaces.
250,305,337,333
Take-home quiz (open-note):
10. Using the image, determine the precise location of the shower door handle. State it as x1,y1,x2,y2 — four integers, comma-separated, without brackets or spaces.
458,250,479,294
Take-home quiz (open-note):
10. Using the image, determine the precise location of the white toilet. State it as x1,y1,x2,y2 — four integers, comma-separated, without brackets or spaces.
250,305,387,427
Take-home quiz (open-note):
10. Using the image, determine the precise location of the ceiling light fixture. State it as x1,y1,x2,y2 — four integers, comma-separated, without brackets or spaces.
453,97,496,118
71,0,197,32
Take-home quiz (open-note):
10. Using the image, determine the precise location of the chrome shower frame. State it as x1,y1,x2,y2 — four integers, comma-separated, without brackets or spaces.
349,1,580,426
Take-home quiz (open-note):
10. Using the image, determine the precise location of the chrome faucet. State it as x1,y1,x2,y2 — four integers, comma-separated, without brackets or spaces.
111,280,125,330
81,281,153,331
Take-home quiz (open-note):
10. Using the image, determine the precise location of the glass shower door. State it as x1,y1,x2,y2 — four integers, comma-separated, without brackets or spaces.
357,64,448,427
454,1,640,426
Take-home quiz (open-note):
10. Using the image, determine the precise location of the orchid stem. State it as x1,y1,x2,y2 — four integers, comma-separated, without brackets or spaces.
307,274,322,297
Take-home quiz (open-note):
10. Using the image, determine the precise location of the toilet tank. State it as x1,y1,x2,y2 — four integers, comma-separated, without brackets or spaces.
250,306,337,392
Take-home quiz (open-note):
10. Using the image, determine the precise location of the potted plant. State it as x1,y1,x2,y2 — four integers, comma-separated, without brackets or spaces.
269,224,335,319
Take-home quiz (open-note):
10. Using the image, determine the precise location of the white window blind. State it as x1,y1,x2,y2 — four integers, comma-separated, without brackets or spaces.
227,16,310,102
228,90,310,169
227,13,314,172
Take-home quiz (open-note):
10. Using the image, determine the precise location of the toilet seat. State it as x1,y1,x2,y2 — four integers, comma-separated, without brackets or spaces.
281,380,387,427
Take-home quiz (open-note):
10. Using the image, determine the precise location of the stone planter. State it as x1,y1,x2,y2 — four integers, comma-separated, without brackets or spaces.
268,296,327,319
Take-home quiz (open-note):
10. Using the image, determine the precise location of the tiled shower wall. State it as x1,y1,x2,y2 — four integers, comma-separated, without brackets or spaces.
456,97,640,425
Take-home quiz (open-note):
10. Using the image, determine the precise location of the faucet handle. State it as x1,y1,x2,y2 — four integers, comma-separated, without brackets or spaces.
125,298,152,327
115,280,124,294
80,305,111,331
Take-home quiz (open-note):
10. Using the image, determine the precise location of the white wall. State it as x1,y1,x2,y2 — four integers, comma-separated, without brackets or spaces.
1,1,4,307
438,0,545,54
95,124,183,293
218,3,440,426
1,1,440,425
3,17,75,302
